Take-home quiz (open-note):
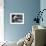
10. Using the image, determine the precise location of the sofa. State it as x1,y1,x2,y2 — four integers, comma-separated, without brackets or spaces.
32,25,46,46
1,25,46,46
17,25,46,46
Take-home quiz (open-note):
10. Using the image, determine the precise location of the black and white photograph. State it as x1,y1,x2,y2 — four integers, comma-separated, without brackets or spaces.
10,13,24,24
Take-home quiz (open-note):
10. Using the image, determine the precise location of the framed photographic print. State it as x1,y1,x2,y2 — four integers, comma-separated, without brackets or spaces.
10,13,24,24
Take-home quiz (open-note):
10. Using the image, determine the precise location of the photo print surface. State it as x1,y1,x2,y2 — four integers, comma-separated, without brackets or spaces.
10,13,24,24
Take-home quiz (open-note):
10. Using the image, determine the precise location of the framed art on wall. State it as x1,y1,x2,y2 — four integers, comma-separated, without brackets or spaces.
10,13,24,24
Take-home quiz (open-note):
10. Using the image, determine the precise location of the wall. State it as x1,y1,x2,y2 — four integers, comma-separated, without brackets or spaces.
0,0,4,42
4,0,40,42
40,0,46,27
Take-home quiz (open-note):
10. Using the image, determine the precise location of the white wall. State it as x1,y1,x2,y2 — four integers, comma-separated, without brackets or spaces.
0,0,4,42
